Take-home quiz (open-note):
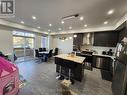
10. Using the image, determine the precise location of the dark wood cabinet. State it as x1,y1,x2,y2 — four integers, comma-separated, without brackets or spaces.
93,31,119,47
93,55,112,71
93,55,113,81
118,27,126,42
73,33,83,50
117,21,127,42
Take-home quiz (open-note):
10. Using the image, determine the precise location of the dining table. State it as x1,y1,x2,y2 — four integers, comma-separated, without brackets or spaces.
39,51,49,62
39,51,49,54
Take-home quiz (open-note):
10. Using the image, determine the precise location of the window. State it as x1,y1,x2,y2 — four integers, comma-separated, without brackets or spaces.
13,31,35,37
25,38,34,48
13,31,24,36
42,36,48,48
13,36,25,48
13,31,35,48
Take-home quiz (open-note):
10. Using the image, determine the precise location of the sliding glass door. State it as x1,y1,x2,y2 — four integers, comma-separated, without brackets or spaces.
25,38,34,57
13,31,35,62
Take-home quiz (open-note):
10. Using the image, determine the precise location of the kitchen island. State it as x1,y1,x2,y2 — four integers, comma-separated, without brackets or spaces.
54,54,85,82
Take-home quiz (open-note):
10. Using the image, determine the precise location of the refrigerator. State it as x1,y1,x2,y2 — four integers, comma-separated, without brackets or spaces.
112,42,127,95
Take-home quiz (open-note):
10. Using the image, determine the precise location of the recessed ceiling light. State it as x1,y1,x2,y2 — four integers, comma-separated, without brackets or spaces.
84,24,87,27
58,28,62,31
48,29,51,32
107,9,114,15
79,16,84,21
20,21,24,24
104,21,108,24
49,24,52,27
74,34,77,38
61,21,64,24
69,26,72,29
37,26,40,29
69,37,72,39
32,16,37,20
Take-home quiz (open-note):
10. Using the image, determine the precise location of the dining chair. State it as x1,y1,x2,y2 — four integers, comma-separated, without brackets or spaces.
54,48,59,56
44,49,53,62
35,49,43,62
47,49,53,58
42,48,46,51
39,48,43,52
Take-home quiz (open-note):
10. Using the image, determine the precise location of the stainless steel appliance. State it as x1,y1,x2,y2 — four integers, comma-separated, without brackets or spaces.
112,39,127,95
112,53,127,95
83,33,94,45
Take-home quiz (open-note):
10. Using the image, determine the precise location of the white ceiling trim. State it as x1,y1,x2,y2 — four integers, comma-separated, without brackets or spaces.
50,12,127,35
115,13,127,28
50,26,115,35
0,19,48,34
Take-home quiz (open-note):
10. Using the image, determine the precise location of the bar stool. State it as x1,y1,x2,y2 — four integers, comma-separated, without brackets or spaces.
63,59,77,84
55,57,64,80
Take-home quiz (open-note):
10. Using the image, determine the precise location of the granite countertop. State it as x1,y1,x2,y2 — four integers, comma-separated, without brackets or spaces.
76,51,115,60
55,54,85,64
93,53,115,60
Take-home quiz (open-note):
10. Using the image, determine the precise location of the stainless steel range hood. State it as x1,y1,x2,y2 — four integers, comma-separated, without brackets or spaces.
83,33,94,45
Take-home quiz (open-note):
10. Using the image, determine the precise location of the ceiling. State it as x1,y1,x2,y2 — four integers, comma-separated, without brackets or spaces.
5,0,127,33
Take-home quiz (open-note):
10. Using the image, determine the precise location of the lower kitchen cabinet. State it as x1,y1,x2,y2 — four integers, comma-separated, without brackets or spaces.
101,70,113,81
93,55,112,70
93,55,113,81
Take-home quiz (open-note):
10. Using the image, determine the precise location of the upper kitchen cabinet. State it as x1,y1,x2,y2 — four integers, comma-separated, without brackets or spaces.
93,31,119,47
116,21,127,42
73,33,83,50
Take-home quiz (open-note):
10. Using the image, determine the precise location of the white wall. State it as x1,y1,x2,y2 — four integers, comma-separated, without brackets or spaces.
51,34,73,54
0,29,13,54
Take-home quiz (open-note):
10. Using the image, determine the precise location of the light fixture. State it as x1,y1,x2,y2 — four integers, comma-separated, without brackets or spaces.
48,29,51,32
32,16,37,20
79,16,84,21
20,21,24,24
61,21,64,24
69,37,72,39
58,28,62,31
84,24,87,27
37,26,40,29
74,34,77,38
104,21,108,25
69,26,72,30
62,14,79,21
107,9,114,15
59,37,66,41
65,38,68,40
49,24,52,27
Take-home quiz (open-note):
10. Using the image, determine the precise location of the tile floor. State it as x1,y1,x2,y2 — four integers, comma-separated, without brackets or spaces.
17,59,113,95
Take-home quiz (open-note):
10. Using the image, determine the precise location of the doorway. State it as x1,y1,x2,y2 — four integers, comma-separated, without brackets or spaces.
13,31,35,62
